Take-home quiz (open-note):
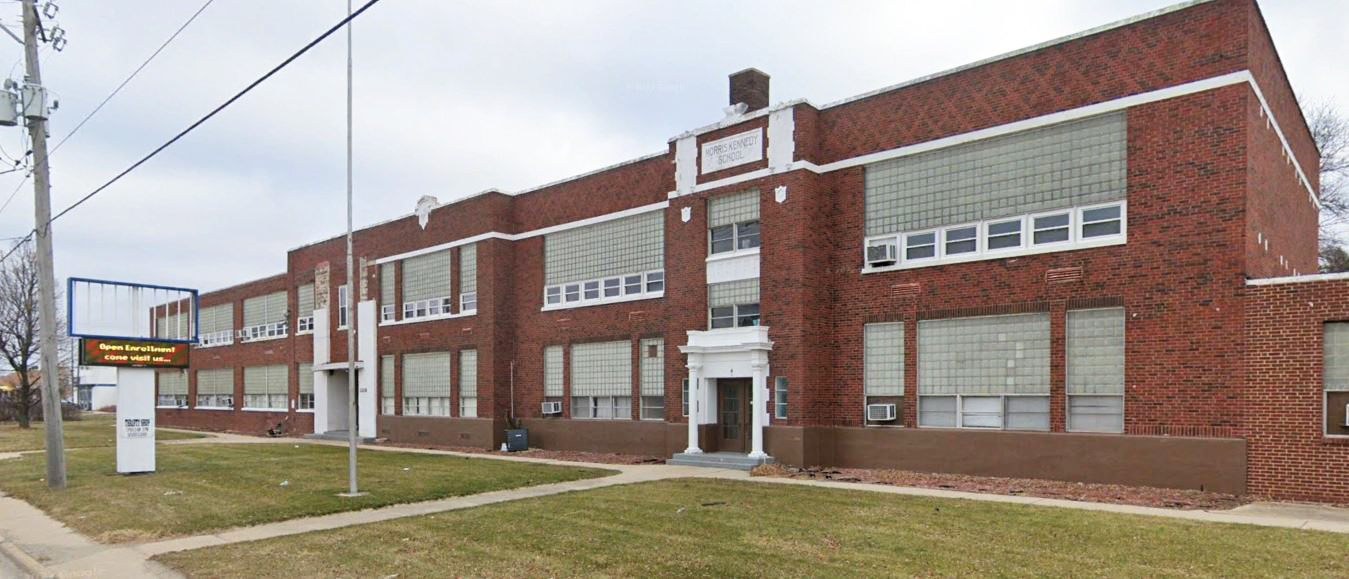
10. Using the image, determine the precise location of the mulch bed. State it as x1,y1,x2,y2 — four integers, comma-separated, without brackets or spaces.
751,464,1251,511
377,441,663,465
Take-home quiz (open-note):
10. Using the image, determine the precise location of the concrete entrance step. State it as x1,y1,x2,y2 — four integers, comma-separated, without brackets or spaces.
303,431,376,443
667,452,773,471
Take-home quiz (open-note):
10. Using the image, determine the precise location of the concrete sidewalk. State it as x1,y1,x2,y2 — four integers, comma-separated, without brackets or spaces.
2,435,1347,578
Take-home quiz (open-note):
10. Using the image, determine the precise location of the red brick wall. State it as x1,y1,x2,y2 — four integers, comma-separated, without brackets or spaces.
164,0,1341,501
1244,279,1349,503
807,0,1250,166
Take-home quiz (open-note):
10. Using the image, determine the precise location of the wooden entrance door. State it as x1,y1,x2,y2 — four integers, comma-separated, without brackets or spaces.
717,379,751,453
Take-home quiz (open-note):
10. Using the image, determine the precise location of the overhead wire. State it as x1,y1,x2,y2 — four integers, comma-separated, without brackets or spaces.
0,0,385,265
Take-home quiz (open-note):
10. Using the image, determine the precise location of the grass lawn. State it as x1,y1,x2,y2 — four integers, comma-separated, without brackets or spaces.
0,414,203,452
157,479,1348,578
0,443,610,542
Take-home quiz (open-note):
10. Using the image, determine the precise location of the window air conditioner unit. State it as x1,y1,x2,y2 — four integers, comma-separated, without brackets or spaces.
867,242,897,267
541,401,562,415
867,403,897,421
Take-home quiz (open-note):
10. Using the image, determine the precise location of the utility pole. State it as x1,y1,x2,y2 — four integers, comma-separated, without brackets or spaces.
23,0,66,490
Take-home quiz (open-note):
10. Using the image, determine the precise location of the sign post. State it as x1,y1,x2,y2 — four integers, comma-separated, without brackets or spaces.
67,278,198,477
78,338,191,474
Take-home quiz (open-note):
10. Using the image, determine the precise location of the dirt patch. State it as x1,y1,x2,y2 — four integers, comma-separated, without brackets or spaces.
751,464,1250,511
378,442,663,465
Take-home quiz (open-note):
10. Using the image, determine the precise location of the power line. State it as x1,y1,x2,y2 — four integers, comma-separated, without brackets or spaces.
49,0,214,155
0,0,385,266
0,0,214,226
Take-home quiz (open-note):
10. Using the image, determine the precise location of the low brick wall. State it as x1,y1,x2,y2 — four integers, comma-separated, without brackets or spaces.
156,408,313,437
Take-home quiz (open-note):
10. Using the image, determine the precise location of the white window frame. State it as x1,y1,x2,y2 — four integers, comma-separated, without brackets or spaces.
1029,209,1073,248
917,394,1050,431
640,395,665,421
157,394,188,408
298,393,315,411
242,394,288,412
1066,394,1125,434
198,329,234,348
337,285,349,330
541,269,665,312
709,220,761,256
774,377,788,421
862,201,1127,273
571,395,632,420
903,229,938,262
1077,201,1128,245
379,306,394,323
681,379,689,417
984,217,1027,254
941,223,979,258
195,394,233,410
460,292,477,313
238,321,288,343
709,302,760,330
297,315,315,334
403,396,450,417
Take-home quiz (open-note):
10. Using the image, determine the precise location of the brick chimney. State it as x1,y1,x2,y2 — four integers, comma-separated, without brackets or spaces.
729,68,770,113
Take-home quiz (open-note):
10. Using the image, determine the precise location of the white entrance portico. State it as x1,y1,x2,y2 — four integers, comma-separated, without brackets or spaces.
310,300,378,439
675,326,773,466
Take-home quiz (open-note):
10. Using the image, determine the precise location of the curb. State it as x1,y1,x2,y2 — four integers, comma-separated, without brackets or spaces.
0,536,53,579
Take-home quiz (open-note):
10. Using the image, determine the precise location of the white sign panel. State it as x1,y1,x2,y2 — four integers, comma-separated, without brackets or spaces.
700,128,763,174
116,367,156,474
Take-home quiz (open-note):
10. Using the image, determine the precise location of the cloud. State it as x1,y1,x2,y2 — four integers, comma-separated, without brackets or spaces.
0,0,1336,293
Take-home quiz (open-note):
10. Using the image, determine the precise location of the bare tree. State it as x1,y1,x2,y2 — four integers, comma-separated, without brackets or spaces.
0,242,65,428
1308,101,1349,250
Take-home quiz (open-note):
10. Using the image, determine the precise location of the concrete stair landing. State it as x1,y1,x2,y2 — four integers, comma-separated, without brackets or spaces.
304,430,376,443
667,452,773,471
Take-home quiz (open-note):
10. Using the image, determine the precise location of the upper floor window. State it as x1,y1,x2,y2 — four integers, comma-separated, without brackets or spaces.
197,303,234,347
542,210,664,310
402,249,451,321
708,278,759,330
337,284,349,329
863,112,1126,272
240,291,287,342
708,190,760,256
710,220,760,255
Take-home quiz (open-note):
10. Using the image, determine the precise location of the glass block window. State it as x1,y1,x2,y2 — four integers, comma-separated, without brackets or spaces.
380,264,395,306
243,365,288,409
379,355,394,415
402,250,451,303
243,291,287,327
1324,323,1349,392
158,370,188,407
544,345,564,397
544,211,663,287
156,312,188,340
708,190,759,228
159,370,188,395
864,322,904,396
917,313,1050,395
298,284,315,316
403,352,451,397
708,278,759,309
199,304,233,334
570,341,631,397
865,112,1125,236
1067,308,1125,395
459,349,477,418
196,368,233,408
459,244,477,296
298,363,314,410
639,338,664,396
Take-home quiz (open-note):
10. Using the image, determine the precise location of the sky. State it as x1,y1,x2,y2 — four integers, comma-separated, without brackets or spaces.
0,0,1342,294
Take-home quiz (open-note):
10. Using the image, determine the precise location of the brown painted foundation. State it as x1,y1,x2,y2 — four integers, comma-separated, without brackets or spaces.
378,415,506,449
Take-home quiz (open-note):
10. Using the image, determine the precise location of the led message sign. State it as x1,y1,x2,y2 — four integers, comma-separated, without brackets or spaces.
80,338,190,369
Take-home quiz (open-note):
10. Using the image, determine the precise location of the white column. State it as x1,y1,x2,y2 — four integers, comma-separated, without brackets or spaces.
684,363,702,454
748,362,767,459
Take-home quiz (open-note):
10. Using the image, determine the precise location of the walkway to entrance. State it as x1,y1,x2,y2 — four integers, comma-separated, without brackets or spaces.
2,430,1347,578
